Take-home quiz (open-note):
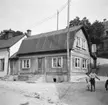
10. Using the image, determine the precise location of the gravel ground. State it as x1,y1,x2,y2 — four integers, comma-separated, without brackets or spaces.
0,80,108,105
56,82,108,105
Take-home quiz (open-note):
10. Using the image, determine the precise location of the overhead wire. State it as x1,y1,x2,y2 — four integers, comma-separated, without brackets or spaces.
29,0,71,29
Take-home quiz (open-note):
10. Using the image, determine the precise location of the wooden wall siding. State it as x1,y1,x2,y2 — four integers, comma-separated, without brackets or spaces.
19,57,37,74
36,57,45,74
30,57,37,73
46,55,68,75
10,60,19,75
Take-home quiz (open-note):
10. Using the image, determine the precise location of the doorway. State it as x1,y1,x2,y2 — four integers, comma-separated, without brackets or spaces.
38,57,45,74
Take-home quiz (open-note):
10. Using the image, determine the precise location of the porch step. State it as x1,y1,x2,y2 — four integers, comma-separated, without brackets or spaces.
27,75,45,83
1,75,18,81
18,75,29,81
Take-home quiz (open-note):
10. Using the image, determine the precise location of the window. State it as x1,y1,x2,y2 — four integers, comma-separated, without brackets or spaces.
76,36,87,50
82,39,86,50
22,59,30,69
52,57,63,68
82,58,87,69
74,57,80,68
0,59,4,71
76,37,80,48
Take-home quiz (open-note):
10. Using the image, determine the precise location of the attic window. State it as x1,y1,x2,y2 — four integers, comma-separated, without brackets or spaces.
82,39,86,50
76,37,81,48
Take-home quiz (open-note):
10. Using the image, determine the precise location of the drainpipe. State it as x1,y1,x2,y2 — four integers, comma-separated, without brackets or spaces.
7,48,10,75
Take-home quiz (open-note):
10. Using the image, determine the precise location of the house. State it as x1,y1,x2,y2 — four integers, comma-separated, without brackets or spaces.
15,25,93,82
0,32,26,77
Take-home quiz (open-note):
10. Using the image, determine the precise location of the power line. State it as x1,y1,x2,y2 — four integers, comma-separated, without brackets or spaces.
29,0,71,29
29,13,57,29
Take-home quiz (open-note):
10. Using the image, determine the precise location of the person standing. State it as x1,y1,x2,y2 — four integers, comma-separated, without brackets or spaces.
89,69,100,92
85,73,91,91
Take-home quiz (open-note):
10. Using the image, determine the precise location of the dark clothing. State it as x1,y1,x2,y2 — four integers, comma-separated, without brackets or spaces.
90,78,95,91
105,79,108,91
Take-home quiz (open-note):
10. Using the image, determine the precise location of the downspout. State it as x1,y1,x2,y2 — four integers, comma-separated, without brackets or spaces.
7,48,10,75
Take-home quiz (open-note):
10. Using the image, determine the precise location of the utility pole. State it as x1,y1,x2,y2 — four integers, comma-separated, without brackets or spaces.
67,0,70,81
57,10,59,30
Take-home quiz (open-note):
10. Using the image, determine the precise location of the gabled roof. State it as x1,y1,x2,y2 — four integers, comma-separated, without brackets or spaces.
17,25,91,55
0,35,25,49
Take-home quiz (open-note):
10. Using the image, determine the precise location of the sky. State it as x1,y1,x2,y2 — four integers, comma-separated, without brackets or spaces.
0,0,108,35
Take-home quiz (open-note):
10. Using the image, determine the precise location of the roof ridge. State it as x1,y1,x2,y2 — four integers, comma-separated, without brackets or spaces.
25,25,82,40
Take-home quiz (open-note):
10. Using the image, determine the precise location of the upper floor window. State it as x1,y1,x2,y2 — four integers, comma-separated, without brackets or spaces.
52,57,63,68
0,58,4,71
82,39,86,50
74,57,80,68
76,37,86,50
22,59,30,69
76,37,81,48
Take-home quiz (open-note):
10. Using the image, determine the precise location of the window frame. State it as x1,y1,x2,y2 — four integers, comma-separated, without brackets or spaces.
52,57,63,68
74,57,80,68
21,59,31,69
82,39,86,50
76,37,81,48
82,58,87,69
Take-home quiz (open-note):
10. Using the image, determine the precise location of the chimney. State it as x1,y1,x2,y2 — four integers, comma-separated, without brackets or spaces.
26,29,31,37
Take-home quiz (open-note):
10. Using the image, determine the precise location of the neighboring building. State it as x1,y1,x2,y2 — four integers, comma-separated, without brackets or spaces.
0,33,26,77
15,25,93,82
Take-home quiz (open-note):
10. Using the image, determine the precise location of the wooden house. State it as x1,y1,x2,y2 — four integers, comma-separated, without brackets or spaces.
15,25,93,82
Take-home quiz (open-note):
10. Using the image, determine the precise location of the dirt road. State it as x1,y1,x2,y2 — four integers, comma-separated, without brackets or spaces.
57,82,108,105
0,81,108,105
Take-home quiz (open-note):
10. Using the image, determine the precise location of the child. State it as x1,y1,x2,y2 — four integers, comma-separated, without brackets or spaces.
89,70,100,92
85,73,91,91
77,72,90,91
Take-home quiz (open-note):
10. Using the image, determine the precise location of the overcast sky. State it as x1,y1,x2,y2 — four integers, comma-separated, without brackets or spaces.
0,0,108,35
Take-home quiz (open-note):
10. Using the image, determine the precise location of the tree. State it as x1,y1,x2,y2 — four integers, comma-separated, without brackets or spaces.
90,20,105,44
0,29,24,39
69,16,81,27
69,17,105,45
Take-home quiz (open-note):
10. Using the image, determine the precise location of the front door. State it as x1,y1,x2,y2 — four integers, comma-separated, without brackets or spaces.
38,57,45,74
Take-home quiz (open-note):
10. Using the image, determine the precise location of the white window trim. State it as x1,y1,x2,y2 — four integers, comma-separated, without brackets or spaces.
76,37,81,48
52,57,63,68
82,59,87,69
22,59,31,69
75,37,87,50
82,39,86,50
74,57,80,68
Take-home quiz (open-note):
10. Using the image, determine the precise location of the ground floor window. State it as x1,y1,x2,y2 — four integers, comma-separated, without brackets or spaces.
82,58,87,69
52,57,63,68
0,58,4,71
21,59,30,69
74,57,80,68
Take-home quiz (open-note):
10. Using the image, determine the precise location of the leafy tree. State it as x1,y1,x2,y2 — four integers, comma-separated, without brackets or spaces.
69,17,105,45
0,29,23,39
90,20,105,44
